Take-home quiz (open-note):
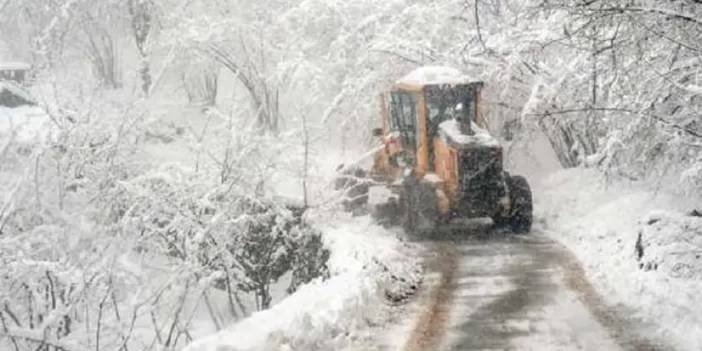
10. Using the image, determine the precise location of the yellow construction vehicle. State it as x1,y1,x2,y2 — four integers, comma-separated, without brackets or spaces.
368,66,532,233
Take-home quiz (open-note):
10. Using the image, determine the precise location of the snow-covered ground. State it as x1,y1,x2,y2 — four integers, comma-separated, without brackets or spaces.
184,214,422,351
536,168,702,350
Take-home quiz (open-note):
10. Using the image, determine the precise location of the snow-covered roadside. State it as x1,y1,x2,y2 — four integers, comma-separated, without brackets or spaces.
536,168,702,350
184,214,422,351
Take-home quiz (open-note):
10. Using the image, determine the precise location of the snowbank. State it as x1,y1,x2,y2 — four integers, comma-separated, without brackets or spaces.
397,66,472,86
637,211,702,280
438,119,499,148
184,214,421,351
537,168,702,350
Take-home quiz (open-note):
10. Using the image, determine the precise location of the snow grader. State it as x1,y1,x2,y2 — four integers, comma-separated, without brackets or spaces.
339,66,533,234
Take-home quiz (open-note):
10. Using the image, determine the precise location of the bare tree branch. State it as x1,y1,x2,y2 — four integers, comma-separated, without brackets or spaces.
472,0,489,52
530,107,702,138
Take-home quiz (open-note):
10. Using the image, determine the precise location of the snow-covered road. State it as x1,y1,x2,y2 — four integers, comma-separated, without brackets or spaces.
401,231,669,351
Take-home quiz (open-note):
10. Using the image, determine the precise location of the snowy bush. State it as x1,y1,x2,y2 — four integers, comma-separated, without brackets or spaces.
107,164,330,311
286,223,330,294
229,198,329,310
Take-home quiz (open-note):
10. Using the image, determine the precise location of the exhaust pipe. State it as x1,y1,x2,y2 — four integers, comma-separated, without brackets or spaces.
457,101,475,136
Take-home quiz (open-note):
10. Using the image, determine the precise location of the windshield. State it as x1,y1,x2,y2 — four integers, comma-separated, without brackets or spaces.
425,84,476,138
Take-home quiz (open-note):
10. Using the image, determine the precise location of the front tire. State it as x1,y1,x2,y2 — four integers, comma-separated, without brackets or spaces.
400,178,439,235
507,175,533,233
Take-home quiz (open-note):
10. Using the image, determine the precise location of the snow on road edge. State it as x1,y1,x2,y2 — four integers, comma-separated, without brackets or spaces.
536,168,702,351
184,214,421,351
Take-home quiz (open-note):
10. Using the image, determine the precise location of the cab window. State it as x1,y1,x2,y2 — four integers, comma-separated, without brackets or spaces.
426,85,476,139
390,91,418,151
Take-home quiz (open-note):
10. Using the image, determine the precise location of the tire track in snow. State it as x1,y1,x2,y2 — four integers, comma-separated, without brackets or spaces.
402,242,459,351
401,232,672,351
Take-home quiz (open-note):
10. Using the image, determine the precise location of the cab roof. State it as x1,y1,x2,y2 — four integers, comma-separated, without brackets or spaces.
395,66,479,91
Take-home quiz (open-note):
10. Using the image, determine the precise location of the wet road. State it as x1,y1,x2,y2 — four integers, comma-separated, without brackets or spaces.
402,232,667,351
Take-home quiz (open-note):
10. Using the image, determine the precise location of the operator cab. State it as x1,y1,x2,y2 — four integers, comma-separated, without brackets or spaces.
395,67,485,132
377,66,494,174
369,66,532,233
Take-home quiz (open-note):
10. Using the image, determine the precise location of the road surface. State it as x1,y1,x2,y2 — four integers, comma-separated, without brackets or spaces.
401,230,668,351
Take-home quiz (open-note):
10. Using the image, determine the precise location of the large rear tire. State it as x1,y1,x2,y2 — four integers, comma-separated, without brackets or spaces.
507,175,533,233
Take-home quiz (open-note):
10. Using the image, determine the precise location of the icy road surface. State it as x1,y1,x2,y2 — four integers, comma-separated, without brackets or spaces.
401,231,668,351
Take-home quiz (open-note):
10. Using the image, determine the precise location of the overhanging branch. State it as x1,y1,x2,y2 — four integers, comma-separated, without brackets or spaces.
528,107,702,138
